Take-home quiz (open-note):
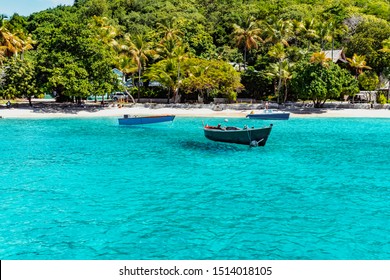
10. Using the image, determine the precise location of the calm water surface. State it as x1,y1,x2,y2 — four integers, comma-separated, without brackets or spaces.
0,117,389,259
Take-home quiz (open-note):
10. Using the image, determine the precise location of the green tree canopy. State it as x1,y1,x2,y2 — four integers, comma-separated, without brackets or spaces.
181,58,243,101
1,57,40,105
291,59,359,107
32,8,117,101
346,17,390,74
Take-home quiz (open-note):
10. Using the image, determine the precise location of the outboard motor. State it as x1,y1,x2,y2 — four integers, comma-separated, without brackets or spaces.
250,138,264,147
250,140,259,147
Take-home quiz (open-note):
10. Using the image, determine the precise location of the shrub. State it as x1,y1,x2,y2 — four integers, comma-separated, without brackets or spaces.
377,93,387,104
358,71,379,91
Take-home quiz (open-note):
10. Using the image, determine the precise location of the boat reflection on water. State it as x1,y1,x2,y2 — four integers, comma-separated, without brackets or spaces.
118,115,175,125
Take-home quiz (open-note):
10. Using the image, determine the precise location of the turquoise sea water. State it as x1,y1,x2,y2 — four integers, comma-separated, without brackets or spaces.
0,116,389,260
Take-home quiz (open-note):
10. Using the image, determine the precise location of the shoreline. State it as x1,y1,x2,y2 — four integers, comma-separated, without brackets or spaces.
1,103,390,119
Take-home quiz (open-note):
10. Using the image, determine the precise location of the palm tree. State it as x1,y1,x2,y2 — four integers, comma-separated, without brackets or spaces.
0,25,23,58
279,60,294,103
146,59,177,103
156,37,189,103
117,56,137,79
116,56,137,103
156,38,177,60
317,21,333,51
0,17,33,60
267,60,294,103
19,34,34,60
262,17,293,47
184,63,211,101
232,17,263,69
268,43,287,103
293,18,318,51
90,16,119,47
121,34,155,102
346,54,371,103
310,51,332,67
347,53,372,78
172,44,190,103
328,21,347,61
317,20,346,54
157,18,183,42
380,38,390,53
0,46,6,65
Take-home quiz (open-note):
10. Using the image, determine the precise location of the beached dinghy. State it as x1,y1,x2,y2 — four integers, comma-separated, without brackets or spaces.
203,124,273,146
118,115,175,125
246,109,290,120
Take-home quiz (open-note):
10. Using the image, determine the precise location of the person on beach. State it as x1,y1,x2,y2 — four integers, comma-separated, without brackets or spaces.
6,101,11,108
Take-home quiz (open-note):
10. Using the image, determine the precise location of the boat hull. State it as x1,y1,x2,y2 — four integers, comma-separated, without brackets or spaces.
204,125,272,146
118,115,175,125
246,112,290,120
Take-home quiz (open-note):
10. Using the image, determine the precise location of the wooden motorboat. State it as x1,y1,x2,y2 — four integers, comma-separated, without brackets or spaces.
203,124,273,146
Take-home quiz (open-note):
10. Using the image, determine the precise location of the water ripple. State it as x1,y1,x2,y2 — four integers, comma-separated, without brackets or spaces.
1,117,390,259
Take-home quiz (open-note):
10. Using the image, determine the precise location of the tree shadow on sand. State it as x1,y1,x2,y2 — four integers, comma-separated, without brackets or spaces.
286,108,328,115
30,102,104,115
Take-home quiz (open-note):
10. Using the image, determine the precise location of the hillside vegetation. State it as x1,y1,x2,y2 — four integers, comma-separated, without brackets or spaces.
1,0,390,106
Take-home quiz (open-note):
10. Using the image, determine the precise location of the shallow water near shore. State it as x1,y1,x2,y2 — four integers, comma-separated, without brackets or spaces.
0,117,389,259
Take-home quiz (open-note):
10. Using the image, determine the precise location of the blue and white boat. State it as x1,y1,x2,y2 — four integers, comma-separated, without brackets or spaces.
246,109,290,120
118,115,175,125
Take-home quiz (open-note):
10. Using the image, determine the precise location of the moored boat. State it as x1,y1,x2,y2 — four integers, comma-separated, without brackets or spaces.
204,124,273,146
118,115,175,125
246,109,290,120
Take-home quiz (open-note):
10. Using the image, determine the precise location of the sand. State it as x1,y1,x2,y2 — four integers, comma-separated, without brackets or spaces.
1,102,390,119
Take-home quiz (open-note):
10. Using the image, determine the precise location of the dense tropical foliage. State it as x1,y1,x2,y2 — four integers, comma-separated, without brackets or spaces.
1,0,390,106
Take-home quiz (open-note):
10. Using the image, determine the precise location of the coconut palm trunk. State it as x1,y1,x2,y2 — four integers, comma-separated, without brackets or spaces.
243,46,247,70
175,61,181,103
137,65,141,102
277,61,282,104
167,88,171,104
124,88,136,104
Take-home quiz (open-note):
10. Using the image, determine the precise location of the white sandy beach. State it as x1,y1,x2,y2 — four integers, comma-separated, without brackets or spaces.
1,103,390,119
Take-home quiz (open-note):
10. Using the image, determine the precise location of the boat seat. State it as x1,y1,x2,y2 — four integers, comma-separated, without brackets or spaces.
226,127,240,130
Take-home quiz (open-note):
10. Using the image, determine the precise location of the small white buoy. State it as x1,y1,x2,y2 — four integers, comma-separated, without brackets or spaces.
224,118,229,122
250,140,258,147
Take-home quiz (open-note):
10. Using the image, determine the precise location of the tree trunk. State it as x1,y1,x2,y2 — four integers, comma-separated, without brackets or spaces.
283,80,288,103
277,61,282,104
28,96,32,107
331,39,334,61
137,66,141,102
173,88,180,103
124,88,136,104
244,46,247,70
387,84,390,102
176,61,181,103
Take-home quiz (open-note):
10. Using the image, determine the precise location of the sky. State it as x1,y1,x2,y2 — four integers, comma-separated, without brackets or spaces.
0,0,74,17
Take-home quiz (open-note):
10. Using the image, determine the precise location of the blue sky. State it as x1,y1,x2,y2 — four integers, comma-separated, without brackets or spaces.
1,0,74,17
